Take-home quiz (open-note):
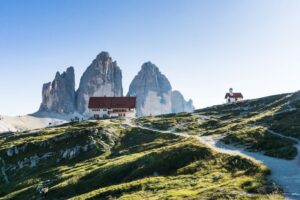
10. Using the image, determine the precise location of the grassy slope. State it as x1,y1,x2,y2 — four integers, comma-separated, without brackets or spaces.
0,120,282,200
137,93,299,160
137,113,202,134
196,93,300,160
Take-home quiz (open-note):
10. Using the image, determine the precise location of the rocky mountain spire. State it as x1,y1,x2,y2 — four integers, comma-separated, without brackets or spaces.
38,67,76,114
127,62,173,117
37,52,193,117
127,62,194,117
171,90,195,113
76,52,123,115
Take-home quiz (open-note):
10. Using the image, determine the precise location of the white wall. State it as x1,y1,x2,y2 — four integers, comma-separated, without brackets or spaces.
226,97,243,103
89,108,136,119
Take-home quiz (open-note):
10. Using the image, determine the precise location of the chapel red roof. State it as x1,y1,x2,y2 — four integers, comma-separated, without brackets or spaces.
88,97,136,109
225,93,243,99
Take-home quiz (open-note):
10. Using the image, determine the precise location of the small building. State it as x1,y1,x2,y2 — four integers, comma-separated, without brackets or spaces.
225,88,243,103
88,97,136,119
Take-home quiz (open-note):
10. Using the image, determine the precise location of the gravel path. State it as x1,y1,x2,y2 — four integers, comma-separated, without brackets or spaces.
197,134,300,200
121,118,300,199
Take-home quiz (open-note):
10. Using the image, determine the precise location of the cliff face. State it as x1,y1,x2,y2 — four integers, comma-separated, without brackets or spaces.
127,62,194,117
38,67,76,114
171,90,195,113
37,52,193,117
127,62,172,117
76,52,123,115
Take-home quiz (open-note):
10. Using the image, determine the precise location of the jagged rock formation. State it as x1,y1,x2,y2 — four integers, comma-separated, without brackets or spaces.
76,52,123,115
38,67,76,114
0,130,103,186
36,52,193,118
127,62,172,117
128,62,194,117
171,90,195,113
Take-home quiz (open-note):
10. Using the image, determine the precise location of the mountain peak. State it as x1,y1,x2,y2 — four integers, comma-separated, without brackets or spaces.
55,66,75,80
38,67,76,114
141,61,158,70
95,51,111,63
66,66,74,73
76,52,123,114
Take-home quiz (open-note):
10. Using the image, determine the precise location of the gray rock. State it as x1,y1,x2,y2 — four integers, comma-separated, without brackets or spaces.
6,149,14,157
41,152,53,159
76,52,123,115
127,62,194,117
62,149,70,159
30,155,39,168
17,161,24,169
14,147,19,155
38,67,76,114
127,62,172,117
0,157,9,183
61,145,82,160
35,51,194,117
171,90,194,113
83,145,89,152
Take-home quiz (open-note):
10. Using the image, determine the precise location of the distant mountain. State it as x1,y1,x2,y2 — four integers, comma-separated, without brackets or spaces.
76,52,123,115
127,62,172,117
171,90,194,113
38,67,76,114
37,52,194,117
127,62,194,117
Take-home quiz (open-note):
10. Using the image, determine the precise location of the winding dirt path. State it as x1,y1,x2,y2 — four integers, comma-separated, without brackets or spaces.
121,118,300,200
198,134,300,200
193,114,300,200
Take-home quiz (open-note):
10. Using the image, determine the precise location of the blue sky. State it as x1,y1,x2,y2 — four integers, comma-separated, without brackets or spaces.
0,0,300,116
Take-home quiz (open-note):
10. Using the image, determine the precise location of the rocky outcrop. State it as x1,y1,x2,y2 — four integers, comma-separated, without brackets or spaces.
127,62,194,117
171,90,194,113
36,52,194,117
38,67,76,114
127,62,173,117
76,52,123,115
0,128,103,175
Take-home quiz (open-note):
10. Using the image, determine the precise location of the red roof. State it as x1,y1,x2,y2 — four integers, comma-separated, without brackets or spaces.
88,97,136,109
225,93,243,99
